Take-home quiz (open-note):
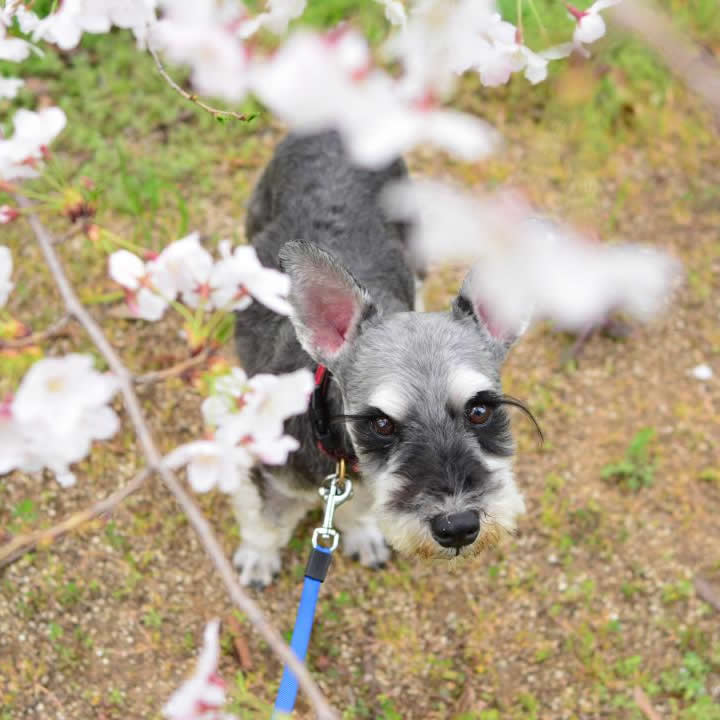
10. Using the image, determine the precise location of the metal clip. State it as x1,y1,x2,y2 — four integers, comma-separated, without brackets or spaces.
312,460,353,552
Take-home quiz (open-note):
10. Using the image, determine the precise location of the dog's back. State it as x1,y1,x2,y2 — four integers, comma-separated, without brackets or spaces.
235,131,415,376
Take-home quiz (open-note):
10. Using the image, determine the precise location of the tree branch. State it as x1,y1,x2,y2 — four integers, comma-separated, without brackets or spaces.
148,46,253,123
609,1,720,124
16,195,338,720
0,314,72,350
0,464,153,569
134,346,214,385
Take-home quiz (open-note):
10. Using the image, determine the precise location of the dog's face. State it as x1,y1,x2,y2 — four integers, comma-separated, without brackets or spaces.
281,241,527,559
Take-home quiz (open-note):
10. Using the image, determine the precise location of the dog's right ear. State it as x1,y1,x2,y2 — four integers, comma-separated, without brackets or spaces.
452,265,529,359
279,241,378,370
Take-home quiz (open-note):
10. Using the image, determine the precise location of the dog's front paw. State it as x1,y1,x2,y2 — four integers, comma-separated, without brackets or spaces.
233,543,282,588
341,522,391,569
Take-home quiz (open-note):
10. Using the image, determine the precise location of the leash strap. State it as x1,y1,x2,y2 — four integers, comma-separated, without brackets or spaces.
273,546,332,715
273,466,353,717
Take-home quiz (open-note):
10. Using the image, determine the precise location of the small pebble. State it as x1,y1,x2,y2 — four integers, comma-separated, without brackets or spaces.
690,363,713,381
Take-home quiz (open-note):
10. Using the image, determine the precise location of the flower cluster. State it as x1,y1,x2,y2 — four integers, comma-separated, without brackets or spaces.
0,107,67,181
0,354,121,487
109,234,291,322
1,0,623,171
384,180,680,332
166,367,314,494
163,619,233,720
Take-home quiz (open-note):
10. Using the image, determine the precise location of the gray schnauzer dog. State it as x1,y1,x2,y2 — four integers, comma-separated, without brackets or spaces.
233,131,535,587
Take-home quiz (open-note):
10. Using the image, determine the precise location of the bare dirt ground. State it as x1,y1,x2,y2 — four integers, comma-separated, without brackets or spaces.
1,31,719,720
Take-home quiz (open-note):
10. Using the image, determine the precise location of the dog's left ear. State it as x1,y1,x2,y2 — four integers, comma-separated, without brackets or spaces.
452,266,528,358
279,240,378,370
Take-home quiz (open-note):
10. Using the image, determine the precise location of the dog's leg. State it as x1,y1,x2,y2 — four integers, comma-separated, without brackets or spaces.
232,470,315,587
334,481,391,569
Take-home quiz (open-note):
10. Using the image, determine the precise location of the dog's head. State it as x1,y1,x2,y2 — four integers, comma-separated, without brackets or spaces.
281,241,535,559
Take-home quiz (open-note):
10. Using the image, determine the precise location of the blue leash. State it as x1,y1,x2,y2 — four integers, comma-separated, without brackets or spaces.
273,470,353,717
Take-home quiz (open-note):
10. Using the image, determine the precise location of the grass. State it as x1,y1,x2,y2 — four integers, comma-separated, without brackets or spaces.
601,427,657,491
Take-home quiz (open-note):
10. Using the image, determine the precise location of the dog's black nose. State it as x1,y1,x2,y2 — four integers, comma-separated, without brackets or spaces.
430,511,480,548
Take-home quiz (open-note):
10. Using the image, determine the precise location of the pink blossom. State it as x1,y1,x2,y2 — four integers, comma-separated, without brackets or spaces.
109,249,176,321
163,620,228,720
0,107,66,180
0,77,23,99
0,22,34,61
383,180,679,332
3,355,121,487
31,0,157,50
151,2,250,101
209,242,291,315
239,0,306,38
566,0,621,49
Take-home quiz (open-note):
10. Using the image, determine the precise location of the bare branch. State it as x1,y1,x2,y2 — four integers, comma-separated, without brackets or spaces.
16,195,339,720
0,314,72,350
633,687,663,720
148,46,253,123
134,346,214,385
694,576,720,612
609,1,720,124
0,464,153,570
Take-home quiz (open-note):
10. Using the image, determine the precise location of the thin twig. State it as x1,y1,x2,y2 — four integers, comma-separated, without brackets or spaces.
0,314,72,350
633,687,663,720
694,576,720,612
0,465,153,570
148,46,252,122
609,1,720,124
17,196,338,720
134,346,213,385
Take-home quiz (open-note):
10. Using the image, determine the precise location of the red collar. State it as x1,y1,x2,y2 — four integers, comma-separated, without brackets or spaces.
309,364,359,471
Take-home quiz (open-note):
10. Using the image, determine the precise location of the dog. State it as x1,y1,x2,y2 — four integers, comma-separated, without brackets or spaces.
232,131,532,587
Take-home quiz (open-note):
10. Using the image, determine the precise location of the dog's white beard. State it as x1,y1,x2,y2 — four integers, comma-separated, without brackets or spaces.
370,461,525,559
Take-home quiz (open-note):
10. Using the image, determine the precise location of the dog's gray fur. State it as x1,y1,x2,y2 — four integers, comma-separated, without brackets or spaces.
233,131,525,586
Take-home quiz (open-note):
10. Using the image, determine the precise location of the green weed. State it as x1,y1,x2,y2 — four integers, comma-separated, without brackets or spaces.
601,428,656,490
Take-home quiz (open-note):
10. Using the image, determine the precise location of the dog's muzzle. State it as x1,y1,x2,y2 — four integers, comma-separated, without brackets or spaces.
429,510,480,549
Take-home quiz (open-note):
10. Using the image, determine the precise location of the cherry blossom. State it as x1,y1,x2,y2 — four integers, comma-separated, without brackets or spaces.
0,245,13,307
169,367,313,494
252,29,499,168
13,354,119,430
0,21,34,61
0,107,67,180
383,180,678,332
567,0,621,49
109,249,175,321
31,0,156,50
163,619,228,720
2,355,121,487
165,436,251,494
0,76,23,98
239,0,306,38
151,2,250,101
375,0,407,26
209,242,292,315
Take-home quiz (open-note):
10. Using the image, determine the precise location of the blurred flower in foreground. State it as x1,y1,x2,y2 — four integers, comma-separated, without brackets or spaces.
0,107,67,180
163,619,232,720
0,245,13,306
239,0,307,38
1,355,120,487
0,76,23,99
383,180,680,334
166,368,314,494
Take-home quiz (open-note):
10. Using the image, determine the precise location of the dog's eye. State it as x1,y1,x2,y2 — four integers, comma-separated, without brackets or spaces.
467,404,493,426
371,416,395,436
